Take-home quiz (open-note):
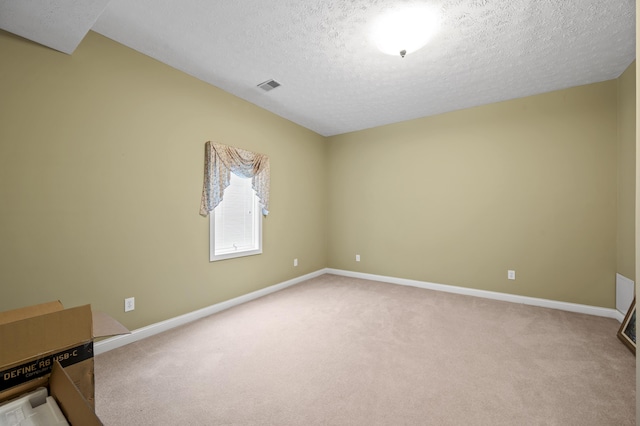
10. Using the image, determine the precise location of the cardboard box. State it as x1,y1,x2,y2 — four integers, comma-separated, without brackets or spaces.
0,301,129,424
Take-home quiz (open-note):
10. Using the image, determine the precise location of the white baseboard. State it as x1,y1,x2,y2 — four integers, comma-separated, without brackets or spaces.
96,267,624,355
94,269,326,355
326,268,624,322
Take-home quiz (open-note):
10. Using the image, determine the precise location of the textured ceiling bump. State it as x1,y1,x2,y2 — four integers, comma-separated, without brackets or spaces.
2,0,636,135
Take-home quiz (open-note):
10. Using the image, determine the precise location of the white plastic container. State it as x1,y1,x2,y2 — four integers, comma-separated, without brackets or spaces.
0,387,68,426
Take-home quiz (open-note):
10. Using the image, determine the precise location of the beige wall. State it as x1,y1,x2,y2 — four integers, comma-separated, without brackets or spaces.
0,31,328,330
618,61,636,281
0,26,634,330
635,1,639,421
327,82,619,308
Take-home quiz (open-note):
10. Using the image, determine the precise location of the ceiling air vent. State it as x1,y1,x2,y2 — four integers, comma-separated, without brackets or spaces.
257,79,281,92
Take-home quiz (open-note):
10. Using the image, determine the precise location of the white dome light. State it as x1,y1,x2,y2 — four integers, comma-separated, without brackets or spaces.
370,5,441,57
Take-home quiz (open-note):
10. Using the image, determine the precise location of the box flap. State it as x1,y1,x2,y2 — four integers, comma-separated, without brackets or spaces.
91,311,130,338
0,301,64,326
50,361,103,426
0,305,92,367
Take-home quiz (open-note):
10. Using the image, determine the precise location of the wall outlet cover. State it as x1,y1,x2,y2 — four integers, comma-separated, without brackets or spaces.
124,297,135,312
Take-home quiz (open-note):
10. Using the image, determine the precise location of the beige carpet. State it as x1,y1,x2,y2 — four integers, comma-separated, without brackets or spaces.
95,274,635,425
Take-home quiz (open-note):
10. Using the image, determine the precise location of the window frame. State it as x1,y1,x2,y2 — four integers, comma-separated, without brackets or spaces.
209,174,263,262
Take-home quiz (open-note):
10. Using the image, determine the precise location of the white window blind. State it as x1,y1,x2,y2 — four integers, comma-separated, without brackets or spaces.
210,173,262,261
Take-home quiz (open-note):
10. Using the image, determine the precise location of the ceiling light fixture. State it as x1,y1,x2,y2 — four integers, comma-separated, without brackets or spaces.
370,5,440,58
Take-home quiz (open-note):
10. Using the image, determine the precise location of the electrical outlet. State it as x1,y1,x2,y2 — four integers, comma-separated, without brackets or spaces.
294,258,298,267
356,254,360,262
508,270,516,280
124,297,135,312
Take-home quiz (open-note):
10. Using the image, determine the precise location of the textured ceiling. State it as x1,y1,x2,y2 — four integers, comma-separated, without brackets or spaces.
1,0,635,136
0,0,110,54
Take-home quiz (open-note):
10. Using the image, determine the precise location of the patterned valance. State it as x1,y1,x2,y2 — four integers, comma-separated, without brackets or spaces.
200,141,270,217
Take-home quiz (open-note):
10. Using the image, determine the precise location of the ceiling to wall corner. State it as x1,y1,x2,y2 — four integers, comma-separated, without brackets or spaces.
0,0,635,136
0,0,111,54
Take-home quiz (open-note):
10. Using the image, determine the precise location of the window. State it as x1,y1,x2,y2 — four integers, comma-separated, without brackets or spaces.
209,172,262,261
200,141,270,261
